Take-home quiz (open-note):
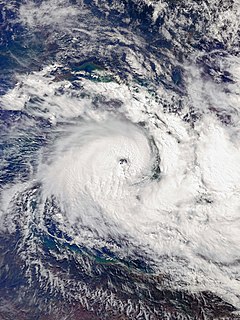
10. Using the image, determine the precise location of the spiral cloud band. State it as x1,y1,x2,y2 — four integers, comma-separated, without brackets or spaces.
1,64,240,310
34,109,240,307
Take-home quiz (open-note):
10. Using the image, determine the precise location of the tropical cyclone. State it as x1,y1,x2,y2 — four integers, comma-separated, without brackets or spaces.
1,60,240,311
0,0,240,318
33,106,240,309
40,119,158,235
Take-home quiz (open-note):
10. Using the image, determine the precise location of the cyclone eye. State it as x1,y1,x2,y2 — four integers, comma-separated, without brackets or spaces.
119,158,128,165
